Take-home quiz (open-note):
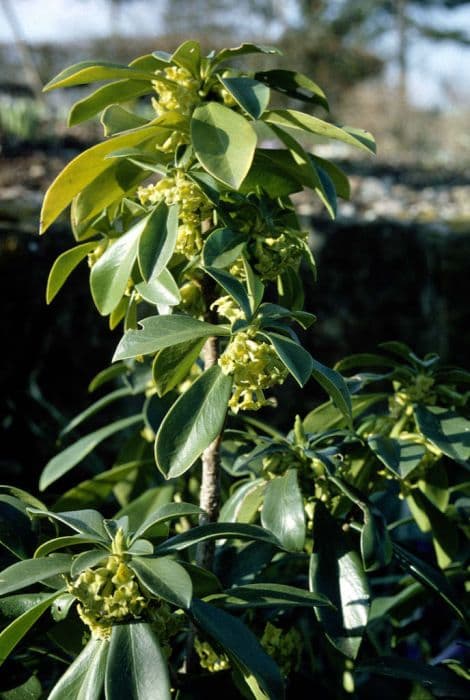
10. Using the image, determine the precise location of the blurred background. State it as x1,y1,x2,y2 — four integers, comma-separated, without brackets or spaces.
1,0,469,488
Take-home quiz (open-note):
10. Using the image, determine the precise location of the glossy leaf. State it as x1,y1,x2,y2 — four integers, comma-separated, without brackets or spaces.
130,556,193,608
261,470,305,551
243,257,265,314
152,338,205,397
392,543,467,622
48,637,109,700
204,266,252,320
254,69,328,109
155,365,232,478
0,555,72,596
202,228,247,268
219,479,266,523
360,507,393,572
47,241,98,303
311,156,350,199
407,489,458,568
0,496,35,559
171,40,201,76
71,550,108,578
90,220,142,315
34,535,99,558
263,332,313,387
155,522,283,555
0,590,62,667
137,202,178,282
309,504,369,659
39,414,142,491
219,77,270,119
136,268,181,307
191,102,257,189
43,61,156,91
105,623,171,700
190,598,285,700
358,657,470,699
211,43,281,67
40,123,162,233
311,358,353,428
113,314,229,361
414,406,470,468
88,363,128,392
367,435,425,479
217,583,332,608
61,387,132,437
28,507,107,539
264,109,376,155
68,79,152,126
101,105,148,136
130,502,203,543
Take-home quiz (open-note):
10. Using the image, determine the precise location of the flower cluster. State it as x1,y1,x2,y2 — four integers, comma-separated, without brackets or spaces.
138,172,212,258
252,228,307,281
219,330,288,412
152,66,200,117
67,554,146,640
194,638,230,672
260,622,302,677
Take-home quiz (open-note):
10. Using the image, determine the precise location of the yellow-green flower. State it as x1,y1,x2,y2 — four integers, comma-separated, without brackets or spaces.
261,622,302,677
194,638,230,672
219,330,287,412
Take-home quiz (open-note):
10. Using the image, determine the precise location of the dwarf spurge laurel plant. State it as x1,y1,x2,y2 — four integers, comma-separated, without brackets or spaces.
0,40,469,699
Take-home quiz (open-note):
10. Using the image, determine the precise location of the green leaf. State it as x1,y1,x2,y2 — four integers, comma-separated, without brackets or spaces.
360,507,393,572
34,535,99,558
68,79,152,126
105,623,171,700
130,502,202,543
262,332,313,387
311,358,353,428
241,149,302,197
88,363,128,392
218,77,270,119
264,109,376,155
303,394,387,433
90,220,143,316
219,479,266,524
130,556,192,608
407,489,458,568
202,227,246,268
0,555,72,596
46,241,98,303
261,470,305,551
414,406,470,468
358,657,470,699
71,550,108,578
243,257,265,315
40,122,164,233
216,583,332,608
61,387,132,437
155,522,283,555
48,637,109,700
392,543,467,622
211,44,282,68
43,61,156,91
171,40,201,77
191,102,257,189
254,69,328,109
113,314,229,361
136,268,181,307
0,497,35,559
137,203,178,283
204,266,252,320
367,435,425,479
155,365,232,478
39,414,142,491
190,598,285,700
311,156,350,199
28,508,107,539
0,590,62,667
309,504,369,659
152,338,205,397
101,105,148,136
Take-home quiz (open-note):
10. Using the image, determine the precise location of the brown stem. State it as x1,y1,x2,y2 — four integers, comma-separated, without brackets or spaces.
195,334,223,571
